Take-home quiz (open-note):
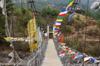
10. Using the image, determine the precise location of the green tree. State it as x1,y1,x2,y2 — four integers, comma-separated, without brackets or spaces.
41,7,48,16
0,0,13,42
41,6,60,17
97,20,100,28
51,9,60,17
15,8,22,16
59,13,70,35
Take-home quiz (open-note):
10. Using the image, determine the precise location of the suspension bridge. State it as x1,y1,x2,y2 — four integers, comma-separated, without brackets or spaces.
0,0,100,66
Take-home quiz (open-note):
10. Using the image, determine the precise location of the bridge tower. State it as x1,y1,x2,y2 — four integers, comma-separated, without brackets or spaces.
78,0,81,9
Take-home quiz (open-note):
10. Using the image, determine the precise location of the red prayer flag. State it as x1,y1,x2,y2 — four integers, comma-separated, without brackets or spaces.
58,14,66,17
57,34,64,43
60,51,66,54
72,55,76,58
66,47,69,50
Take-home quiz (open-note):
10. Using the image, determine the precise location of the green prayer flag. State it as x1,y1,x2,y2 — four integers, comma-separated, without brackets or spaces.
68,0,74,4
57,16,64,19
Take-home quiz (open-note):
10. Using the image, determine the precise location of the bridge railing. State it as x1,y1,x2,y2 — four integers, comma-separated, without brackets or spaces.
0,39,48,66
53,39,99,66
18,39,48,66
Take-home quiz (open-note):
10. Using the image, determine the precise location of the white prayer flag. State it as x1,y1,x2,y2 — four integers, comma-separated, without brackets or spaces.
0,0,4,8
0,0,6,15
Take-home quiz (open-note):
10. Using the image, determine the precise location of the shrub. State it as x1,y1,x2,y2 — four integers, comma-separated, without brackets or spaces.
75,15,80,20
97,20,100,28
15,8,22,16
86,45,100,57
66,26,72,32
75,21,82,30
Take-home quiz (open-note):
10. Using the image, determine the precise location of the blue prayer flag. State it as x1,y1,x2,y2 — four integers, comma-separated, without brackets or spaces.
62,7,66,12
68,12,75,22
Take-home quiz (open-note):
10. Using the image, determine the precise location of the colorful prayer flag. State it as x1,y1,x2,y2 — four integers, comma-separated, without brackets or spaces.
57,34,64,43
59,53,66,59
55,22,62,27
84,57,93,63
66,0,74,11
56,19,63,22
57,16,64,19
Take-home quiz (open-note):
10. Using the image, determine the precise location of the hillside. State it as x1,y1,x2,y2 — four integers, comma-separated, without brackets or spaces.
60,13,99,57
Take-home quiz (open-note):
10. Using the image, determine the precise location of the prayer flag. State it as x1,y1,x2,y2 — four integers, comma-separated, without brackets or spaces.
57,34,64,43
0,0,6,15
68,12,75,22
59,11,68,15
58,14,66,17
55,22,62,27
84,57,93,63
57,16,64,19
56,19,63,22
66,0,74,11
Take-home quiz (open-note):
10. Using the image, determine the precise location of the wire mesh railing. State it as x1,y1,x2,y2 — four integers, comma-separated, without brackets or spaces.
53,39,100,66
0,39,48,66
18,39,48,66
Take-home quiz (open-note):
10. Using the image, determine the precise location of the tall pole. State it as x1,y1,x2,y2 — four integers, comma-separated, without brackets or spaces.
84,0,89,52
11,0,16,64
11,0,14,37
78,0,81,9
27,0,32,52
47,23,49,40
53,24,55,38
21,0,25,39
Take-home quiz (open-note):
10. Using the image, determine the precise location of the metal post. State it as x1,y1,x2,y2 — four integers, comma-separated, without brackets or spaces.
53,24,55,38
47,23,49,40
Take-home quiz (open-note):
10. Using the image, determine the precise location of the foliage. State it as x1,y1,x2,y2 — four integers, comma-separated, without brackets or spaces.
59,13,70,35
75,15,80,20
38,16,44,26
0,0,13,42
51,9,60,17
66,26,72,32
86,45,100,57
38,15,46,32
41,6,60,17
15,8,22,16
75,9,85,14
14,6,33,36
68,41,75,47
97,20,100,28
75,21,82,30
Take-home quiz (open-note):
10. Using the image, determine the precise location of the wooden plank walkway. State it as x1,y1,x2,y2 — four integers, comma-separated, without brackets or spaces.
41,39,63,66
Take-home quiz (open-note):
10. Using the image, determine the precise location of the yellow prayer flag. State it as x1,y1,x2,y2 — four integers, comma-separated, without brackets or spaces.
56,19,63,22
27,17,38,52
68,51,71,55
4,37,9,41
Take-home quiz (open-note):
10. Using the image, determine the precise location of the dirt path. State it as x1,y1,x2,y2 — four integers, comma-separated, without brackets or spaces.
41,39,63,66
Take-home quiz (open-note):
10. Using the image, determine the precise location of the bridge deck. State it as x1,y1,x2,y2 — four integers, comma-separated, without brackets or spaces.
41,39,63,66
